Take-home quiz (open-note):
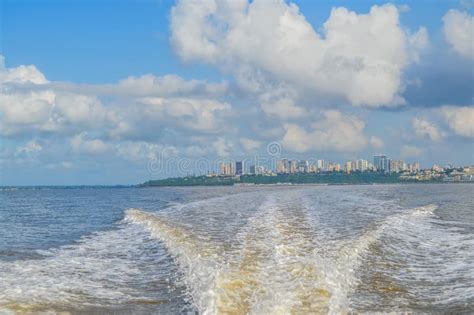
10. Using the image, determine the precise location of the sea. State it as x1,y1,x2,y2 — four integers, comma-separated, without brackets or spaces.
0,184,473,314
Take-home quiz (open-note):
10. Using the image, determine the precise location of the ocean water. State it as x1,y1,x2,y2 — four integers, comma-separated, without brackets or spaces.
0,184,473,314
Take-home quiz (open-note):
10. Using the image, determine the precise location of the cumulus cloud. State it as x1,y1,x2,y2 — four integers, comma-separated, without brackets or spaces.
0,59,111,136
16,139,43,155
441,105,474,138
70,133,108,155
171,1,428,107
0,89,109,136
0,55,233,143
369,136,384,149
139,97,231,132
259,87,304,119
0,56,48,84
240,138,261,152
59,74,228,98
400,144,424,158
281,110,368,153
412,118,444,142
117,74,228,97
443,10,474,58
116,141,177,161
213,137,234,157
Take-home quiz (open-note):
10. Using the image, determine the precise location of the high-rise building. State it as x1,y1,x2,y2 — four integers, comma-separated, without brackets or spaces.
355,159,368,171
413,162,420,171
219,162,234,176
390,160,405,172
373,155,389,172
384,158,391,172
345,162,352,173
235,161,243,175
290,160,298,173
298,160,309,173
317,159,325,170
277,160,285,173
282,159,289,173
219,162,226,175
249,164,256,175
277,159,291,173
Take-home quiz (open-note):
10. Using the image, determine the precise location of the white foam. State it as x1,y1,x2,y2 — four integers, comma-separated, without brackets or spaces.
125,208,224,314
0,221,184,312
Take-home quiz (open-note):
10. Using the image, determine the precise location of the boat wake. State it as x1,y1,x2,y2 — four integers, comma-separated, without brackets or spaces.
125,191,442,314
2,186,468,314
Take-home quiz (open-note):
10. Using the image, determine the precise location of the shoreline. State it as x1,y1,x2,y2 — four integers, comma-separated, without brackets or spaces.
140,181,473,188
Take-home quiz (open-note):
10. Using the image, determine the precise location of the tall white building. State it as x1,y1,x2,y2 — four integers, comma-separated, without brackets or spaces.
317,159,325,170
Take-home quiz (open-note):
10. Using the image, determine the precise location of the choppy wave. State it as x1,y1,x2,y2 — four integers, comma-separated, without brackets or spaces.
353,204,474,312
1,186,473,314
125,190,454,314
0,221,188,314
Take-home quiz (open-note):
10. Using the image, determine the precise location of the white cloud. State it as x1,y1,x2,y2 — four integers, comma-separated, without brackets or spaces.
139,97,231,132
116,74,228,97
400,144,424,158
259,87,304,119
70,133,108,155
184,145,208,157
61,161,73,169
0,60,111,136
16,140,43,155
0,56,233,142
213,137,233,157
171,1,428,107
240,138,261,152
443,10,474,58
0,56,48,84
281,110,368,153
116,141,178,161
412,118,444,142
0,89,108,135
369,136,384,149
260,97,304,120
441,106,474,138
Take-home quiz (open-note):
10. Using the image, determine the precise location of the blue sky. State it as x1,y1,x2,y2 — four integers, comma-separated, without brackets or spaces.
0,0,473,185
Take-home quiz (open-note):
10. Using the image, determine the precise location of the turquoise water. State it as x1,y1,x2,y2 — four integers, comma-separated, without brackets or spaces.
0,184,473,313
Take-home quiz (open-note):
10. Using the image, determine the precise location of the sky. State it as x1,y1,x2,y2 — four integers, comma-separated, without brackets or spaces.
0,0,473,185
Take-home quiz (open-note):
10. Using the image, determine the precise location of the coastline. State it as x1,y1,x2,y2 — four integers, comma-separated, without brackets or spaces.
139,172,473,188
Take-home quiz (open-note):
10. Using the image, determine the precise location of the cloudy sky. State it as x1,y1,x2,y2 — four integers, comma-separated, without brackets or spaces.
1,0,473,185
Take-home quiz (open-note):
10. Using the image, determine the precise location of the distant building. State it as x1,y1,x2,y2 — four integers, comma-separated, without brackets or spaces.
290,160,298,173
345,162,352,173
235,161,243,175
390,160,405,172
373,155,389,172
249,164,256,175
298,160,309,173
219,162,234,176
413,162,420,171
356,159,369,171
277,159,289,173
255,165,265,175
282,159,289,173
317,159,325,170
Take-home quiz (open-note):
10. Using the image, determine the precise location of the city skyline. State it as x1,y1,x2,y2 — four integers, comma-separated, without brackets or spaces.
217,155,422,176
1,0,473,185
213,152,425,177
